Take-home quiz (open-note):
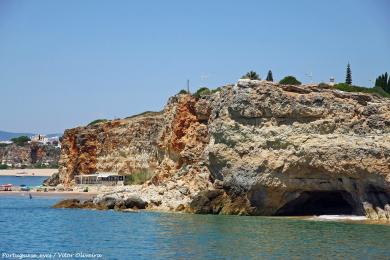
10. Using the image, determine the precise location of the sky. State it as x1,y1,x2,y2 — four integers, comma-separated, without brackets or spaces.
0,0,389,133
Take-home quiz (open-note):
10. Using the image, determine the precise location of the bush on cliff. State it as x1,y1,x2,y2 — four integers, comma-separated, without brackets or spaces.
0,164,8,169
193,87,222,98
178,89,188,94
241,71,260,80
375,72,390,93
124,169,154,185
88,119,108,126
334,83,390,97
194,87,211,97
318,82,330,88
11,136,30,146
279,76,301,85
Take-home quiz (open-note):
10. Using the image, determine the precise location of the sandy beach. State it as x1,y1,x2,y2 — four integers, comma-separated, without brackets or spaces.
0,169,57,177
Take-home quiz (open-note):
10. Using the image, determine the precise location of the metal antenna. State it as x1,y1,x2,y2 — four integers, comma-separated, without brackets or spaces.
187,79,190,94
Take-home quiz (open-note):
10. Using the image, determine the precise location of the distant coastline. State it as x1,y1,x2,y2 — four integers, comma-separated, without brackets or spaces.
0,169,57,177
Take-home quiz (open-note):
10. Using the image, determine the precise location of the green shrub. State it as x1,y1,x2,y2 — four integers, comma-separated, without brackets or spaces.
193,87,221,98
279,76,301,85
375,72,390,93
334,83,390,98
178,89,188,94
34,162,48,169
0,164,8,169
11,136,30,146
88,119,108,126
124,169,154,185
194,87,211,97
0,143,10,147
318,82,330,88
32,162,58,169
211,87,222,93
241,71,260,80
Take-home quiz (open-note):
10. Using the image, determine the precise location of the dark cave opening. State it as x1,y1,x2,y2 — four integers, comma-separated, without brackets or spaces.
275,191,356,216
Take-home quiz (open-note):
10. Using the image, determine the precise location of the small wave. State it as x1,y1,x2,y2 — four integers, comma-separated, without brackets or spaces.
309,215,367,221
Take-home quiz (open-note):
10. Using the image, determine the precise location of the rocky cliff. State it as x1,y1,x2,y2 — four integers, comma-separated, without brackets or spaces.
0,143,60,168
58,80,390,220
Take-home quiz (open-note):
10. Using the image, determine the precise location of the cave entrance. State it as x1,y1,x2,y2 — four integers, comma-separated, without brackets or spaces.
275,191,355,216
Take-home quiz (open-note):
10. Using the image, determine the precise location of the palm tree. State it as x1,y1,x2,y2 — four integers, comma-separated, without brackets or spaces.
241,71,260,80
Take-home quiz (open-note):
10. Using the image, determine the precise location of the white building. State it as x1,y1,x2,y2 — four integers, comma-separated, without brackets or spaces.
31,134,49,144
329,77,336,86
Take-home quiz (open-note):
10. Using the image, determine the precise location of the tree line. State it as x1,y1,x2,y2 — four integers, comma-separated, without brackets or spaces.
179,64,389,97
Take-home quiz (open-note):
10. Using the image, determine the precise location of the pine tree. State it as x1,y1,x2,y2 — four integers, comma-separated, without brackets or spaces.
266,70,273,82
345,63,352,85
388,73,390,93
375,72,390,93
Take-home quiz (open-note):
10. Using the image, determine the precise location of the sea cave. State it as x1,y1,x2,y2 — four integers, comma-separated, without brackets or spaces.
275,191,357,216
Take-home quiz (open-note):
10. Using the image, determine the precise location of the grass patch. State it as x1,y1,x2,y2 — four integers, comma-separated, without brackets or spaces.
124,169,154,185
125,111,163,120
334,83,390,98
88,119,108,126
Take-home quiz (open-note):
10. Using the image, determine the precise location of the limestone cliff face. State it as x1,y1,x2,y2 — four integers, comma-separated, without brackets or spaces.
59,112,165,184
59,80,390,219
203,80,390,219
0,143,60,168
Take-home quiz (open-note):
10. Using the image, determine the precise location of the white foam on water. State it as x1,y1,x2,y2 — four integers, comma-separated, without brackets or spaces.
309,215,367,221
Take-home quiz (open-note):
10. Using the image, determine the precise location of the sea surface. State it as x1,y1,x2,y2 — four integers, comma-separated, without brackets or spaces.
0,176,47,186
1,177,390,259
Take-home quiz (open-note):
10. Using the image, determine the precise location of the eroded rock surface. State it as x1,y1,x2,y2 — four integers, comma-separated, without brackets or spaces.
58,80,390,220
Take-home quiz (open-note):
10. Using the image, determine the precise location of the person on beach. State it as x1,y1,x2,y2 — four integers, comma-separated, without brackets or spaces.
29,193,32,199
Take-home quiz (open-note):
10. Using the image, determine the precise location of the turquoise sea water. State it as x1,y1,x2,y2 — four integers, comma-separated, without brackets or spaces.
1,177,390,259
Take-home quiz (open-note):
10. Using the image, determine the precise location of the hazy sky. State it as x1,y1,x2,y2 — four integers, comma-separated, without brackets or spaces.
0,0,389,133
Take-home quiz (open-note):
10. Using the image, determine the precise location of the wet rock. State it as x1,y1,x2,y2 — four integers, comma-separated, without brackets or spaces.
189,190,225,214
52,199,81,208
81,200,96,209
124,196,148,209
96,196,117,209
